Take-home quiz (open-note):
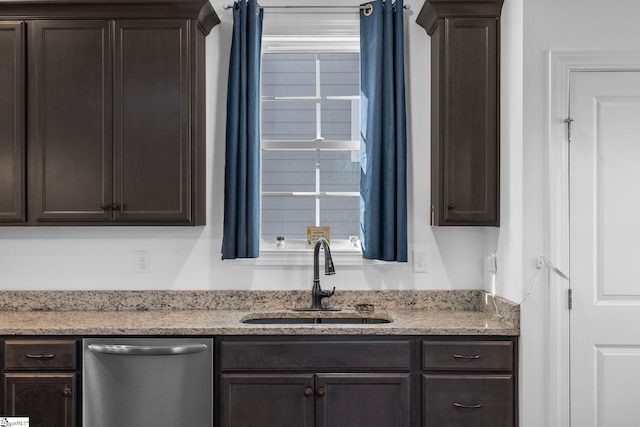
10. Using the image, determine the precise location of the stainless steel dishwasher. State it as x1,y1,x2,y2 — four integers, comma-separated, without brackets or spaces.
83,337,213,427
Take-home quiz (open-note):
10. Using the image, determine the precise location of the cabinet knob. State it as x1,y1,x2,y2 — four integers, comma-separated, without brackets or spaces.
100,202,111,210
111,203,121,211
63,387,72,398
303,388,313,397
317,388,326,397
447,202,456,210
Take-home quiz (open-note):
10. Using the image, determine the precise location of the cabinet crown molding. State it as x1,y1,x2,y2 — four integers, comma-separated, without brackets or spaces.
0,0,220,34
417,0,504,35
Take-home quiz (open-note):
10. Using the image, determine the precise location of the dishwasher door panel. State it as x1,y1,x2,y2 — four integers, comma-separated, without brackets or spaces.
83,337,213,427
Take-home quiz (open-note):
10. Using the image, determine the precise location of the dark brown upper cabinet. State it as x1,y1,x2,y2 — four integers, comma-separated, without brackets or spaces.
0,22,25,223
29,20,113,222
113,20,191,222
0,0,218,226
418,0,504,226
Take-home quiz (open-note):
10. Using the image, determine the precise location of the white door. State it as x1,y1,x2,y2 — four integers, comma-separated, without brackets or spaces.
570,70,640,426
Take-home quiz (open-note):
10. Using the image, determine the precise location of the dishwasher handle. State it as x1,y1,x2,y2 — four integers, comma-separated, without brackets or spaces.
88,343,208,356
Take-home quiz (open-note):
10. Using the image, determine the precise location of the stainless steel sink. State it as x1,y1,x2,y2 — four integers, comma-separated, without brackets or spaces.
240,314,392,325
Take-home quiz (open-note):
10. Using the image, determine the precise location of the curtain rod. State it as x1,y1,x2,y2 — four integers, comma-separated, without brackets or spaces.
223,4,411,12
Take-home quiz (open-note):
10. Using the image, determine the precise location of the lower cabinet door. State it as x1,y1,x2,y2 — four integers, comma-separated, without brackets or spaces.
316,373,411,427
4,373,76,427
221,373,315,427
423,374,513,427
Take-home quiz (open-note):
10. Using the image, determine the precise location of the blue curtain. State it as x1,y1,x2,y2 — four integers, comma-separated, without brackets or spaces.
222,0,263,259
360,0,408,262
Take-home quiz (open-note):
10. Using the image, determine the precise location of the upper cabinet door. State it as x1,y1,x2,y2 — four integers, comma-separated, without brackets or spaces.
439,18,498,225
419,0,503,227
29,20,113,222
113,20,191,222
0,22,25,223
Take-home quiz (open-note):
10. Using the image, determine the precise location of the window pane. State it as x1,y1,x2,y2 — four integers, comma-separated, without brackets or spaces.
262,196,316,241
320,151,359,193
321,99,357,141
320,197,360,239
260,50,361,246
262,53,316,97
262,100,316,141
262,151,315,192
319,53,359,97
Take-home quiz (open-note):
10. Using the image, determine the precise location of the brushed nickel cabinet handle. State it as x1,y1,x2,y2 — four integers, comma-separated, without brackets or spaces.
26,353,55,359
453,402,482,409
452,354,482,360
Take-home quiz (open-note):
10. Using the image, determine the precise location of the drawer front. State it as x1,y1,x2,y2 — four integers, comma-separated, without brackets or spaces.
422,340,513,371
423,374,513,427
4,340,77,370
220,340,411,371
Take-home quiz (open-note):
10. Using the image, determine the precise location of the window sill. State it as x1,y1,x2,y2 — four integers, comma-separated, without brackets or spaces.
233,241,368,267
232,249,364,267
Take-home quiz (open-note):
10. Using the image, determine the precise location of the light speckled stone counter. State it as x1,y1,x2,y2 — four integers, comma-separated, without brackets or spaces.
0,290,519,336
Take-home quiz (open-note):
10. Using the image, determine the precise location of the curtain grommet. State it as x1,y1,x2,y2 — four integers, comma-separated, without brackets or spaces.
363,3,373,16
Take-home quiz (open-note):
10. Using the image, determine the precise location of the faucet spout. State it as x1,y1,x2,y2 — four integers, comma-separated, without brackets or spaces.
310,238,336,310
314,237,335,281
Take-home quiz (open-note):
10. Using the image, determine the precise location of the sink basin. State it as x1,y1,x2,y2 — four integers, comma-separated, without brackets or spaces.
240,313,392,325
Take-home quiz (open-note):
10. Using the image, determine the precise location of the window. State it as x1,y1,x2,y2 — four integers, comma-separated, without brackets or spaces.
260,36,360,252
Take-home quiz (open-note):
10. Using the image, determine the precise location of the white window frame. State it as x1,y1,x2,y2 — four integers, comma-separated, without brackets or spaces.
253,34,364,265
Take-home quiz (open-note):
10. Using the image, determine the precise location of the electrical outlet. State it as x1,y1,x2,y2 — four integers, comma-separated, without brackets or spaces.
413,250,427,273
135,250,150,273
486,254,497,273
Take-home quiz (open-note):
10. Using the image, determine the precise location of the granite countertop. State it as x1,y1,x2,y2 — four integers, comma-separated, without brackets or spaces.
0,290,519,336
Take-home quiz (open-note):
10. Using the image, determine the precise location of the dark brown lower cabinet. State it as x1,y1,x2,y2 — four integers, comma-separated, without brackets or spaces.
221,373,410,427
316,373,410,427
421,338,517,426
3,339,79,427
0,335,516,427
423,375,513,427
218,337,413,427
4,373,76,427
218,336,517,427
221,374,315,427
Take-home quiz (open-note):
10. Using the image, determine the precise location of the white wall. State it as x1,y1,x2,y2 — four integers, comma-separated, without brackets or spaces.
0,0,492,291
510,0,640,425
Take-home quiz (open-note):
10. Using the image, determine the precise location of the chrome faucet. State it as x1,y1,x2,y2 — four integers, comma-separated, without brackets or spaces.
310,238,336,310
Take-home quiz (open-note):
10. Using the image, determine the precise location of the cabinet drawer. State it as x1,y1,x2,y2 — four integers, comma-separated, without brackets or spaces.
220,340,411,371
423,374,513,427
4,340,77,370
422,340,512,371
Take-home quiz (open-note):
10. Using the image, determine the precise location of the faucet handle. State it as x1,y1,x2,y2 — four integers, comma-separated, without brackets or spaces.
325,287,335,298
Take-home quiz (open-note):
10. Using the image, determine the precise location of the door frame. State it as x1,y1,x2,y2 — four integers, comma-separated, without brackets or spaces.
548,50,640,427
